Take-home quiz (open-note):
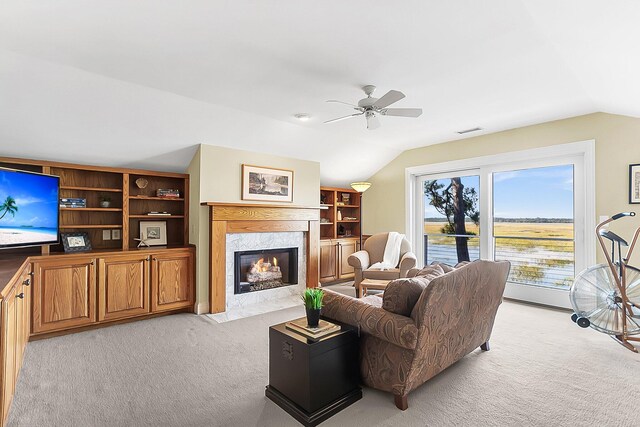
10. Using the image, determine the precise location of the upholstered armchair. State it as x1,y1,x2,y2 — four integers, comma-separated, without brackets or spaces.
321,260,510,410
348,232,416,296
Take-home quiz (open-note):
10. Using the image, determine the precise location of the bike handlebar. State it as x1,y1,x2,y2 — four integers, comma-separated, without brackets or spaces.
611,212,636,220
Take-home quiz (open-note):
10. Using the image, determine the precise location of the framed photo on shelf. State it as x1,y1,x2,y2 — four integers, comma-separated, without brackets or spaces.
139,221,168,246
630,163,640,204
241,164,293,203
60,232,93,253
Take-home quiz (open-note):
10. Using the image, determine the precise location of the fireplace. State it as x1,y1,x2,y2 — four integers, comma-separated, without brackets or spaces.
234,247,299,294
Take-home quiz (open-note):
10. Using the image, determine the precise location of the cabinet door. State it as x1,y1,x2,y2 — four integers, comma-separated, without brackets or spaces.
15,285,25,373
319,241,338,283
98,254,150,321
32,257,97,334
2,287,17,421
16,265,31,371
338,240,358,279
151,250,194,312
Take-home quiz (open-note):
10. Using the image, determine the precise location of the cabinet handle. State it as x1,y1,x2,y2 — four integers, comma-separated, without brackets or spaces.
16,293,24,299
22,278,31,286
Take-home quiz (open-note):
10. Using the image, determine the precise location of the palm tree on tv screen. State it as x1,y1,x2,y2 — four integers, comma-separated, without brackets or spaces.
0,196,18,220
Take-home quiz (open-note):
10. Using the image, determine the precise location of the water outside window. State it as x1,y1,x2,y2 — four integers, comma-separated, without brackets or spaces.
493,165,575,289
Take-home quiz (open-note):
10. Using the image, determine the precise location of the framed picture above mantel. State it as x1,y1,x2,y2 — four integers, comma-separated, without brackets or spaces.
242,164,293,203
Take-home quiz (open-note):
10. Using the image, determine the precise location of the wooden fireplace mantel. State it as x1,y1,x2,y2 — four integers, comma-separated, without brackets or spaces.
203,202,321,314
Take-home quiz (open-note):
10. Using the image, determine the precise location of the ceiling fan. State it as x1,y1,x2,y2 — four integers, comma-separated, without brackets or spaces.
324,85,422,130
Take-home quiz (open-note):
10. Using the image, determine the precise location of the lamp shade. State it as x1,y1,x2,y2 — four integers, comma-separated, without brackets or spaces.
350,182,372,193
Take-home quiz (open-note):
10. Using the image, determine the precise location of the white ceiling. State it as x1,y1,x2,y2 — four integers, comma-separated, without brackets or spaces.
0,1,639,186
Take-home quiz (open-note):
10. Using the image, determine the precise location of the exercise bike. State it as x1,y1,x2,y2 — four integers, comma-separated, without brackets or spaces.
570,212,640,352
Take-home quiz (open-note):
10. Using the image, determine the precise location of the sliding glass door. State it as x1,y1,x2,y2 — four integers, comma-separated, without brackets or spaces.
492,164,577,306
414,153,587,308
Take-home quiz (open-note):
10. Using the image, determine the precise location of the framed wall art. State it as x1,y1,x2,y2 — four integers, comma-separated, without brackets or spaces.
139,221,168,246
60,232,92,253
241,164,293,203
630,163,640,204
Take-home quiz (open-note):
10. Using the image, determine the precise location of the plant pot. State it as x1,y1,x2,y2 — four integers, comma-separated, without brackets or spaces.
100,201,111,208
305,307,321,328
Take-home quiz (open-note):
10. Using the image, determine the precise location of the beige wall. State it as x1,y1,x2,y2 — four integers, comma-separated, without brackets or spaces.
189,144,321,312
363,112,640,262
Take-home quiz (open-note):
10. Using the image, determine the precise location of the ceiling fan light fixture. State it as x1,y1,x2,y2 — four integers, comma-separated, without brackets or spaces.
325,85,422,129
294,113,311,122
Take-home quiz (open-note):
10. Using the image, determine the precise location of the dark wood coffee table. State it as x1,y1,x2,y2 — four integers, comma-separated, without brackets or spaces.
265,318,362,427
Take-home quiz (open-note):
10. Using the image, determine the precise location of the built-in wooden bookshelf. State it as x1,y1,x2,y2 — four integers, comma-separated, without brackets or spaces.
319,186,361,240
0,157,189,253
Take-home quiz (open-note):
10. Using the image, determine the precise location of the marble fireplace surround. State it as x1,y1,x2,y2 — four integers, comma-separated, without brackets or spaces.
204,202,320,314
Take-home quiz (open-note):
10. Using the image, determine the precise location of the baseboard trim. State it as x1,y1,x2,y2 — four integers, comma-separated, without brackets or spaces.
195,301,210,314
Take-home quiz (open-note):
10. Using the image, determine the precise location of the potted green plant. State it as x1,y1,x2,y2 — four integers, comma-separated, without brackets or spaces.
99,194,111,208
302,288,325,328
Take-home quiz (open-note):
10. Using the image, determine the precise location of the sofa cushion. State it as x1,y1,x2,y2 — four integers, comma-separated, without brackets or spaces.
382,265,444,316
413,263,446,280
429,261,455,273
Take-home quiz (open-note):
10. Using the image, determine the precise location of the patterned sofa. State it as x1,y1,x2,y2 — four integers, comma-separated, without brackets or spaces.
322,259,510,410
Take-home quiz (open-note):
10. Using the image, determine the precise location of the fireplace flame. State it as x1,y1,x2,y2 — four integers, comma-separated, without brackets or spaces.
273,257,278,267
254,258,268,272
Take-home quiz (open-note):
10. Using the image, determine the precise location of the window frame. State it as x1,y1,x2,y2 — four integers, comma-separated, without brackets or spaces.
406,140,595,308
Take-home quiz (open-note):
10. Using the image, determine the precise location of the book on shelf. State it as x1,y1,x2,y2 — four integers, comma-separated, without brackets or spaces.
285,318,341,340
156,189,180,198
60,198,86,208
146,211,171,216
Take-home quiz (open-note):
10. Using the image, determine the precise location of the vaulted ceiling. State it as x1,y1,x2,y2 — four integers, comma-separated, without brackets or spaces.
0,1,638,186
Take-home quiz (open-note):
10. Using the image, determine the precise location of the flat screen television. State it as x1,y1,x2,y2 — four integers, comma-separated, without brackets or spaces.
0,167,60,249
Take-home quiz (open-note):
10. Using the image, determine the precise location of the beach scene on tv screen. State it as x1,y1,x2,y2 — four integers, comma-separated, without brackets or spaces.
0,170,59,246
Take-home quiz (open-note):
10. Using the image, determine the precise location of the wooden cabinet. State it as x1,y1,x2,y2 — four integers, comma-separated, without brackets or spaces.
151,250,193,312
31,247,195,336
98,253,150,321
2,285,17,421
337,239,358,279
319,240,338,283
319,238,359,283
32,257,97,334
1,262,31,425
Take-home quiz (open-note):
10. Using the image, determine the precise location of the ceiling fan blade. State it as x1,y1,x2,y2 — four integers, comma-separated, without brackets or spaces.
366,114,381,130
326,99,359,108
372,90,405,108
381,108,423,118
324,112,363,124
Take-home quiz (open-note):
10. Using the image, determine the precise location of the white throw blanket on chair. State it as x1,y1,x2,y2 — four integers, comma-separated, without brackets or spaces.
369,232,405,270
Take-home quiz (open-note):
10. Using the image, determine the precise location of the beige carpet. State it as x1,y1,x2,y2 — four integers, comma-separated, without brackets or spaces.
7,287,640,426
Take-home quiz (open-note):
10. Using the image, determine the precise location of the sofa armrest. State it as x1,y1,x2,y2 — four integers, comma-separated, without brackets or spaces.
348,250,370,270
399,252,417,277
322,289,418,350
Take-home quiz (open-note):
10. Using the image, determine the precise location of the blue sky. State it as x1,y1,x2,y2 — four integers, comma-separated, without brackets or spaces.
424,164,574,219
0,170,59,229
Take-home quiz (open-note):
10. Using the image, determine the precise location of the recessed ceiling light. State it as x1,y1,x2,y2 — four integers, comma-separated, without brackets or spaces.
294,113,311,122
457,127,482,135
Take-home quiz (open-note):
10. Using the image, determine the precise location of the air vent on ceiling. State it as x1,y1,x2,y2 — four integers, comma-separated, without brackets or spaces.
457,127,482,135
